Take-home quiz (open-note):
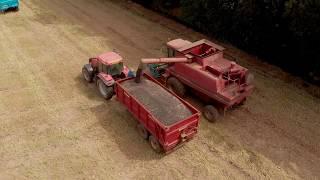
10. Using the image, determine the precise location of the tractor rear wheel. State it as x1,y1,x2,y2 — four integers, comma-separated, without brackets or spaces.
149,135,162,153
137,124,149,140
98,79,114,100
82,67,93,82
167,77,186,97
203,105,220,123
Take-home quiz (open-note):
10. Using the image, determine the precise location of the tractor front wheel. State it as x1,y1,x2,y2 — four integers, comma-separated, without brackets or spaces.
149,135,162,153
167,77,186,97
203,105,220,123
82,67,93,82
98,79,114,100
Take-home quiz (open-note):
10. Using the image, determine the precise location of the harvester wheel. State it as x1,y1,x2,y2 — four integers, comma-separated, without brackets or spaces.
137,124,149,140
149,135,162,153
203,105,219,123
98,79,114,100
238,98,246,106
82,67,93,82
167,77,186,97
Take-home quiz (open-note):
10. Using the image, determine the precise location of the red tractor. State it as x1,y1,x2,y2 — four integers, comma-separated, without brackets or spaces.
82,51,134,99
143,39,254,122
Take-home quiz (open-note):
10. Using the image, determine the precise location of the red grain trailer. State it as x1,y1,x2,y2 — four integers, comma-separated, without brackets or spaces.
115,73,200,153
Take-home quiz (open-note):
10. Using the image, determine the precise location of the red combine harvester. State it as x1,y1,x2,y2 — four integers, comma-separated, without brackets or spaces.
82,51,134,99
144,39,255,122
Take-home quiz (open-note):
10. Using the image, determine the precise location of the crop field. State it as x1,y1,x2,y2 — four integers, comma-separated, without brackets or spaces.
0,0,319,179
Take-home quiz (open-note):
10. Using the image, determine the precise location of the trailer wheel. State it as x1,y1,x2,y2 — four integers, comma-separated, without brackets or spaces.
149,135,162,153
203,105,219,123
167,77,186,97
82,67,93,82
98,79,114,100
238,98,246,106
137,124,149,140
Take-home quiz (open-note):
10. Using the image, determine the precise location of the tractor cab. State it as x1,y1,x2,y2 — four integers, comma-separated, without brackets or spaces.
82,51,134,99
95,52,125,78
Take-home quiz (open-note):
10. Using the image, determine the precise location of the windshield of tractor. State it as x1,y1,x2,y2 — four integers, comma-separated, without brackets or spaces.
108,62,124,76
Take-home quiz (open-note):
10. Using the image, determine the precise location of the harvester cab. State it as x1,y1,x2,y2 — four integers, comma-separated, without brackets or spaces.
82,51,134,99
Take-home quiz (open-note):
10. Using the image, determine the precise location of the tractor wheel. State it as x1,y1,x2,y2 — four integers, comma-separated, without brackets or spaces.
149,135,162,153
137,124,149,140
98,79,114,100
82,67,93,82
203,105,220,123
167,77,186,97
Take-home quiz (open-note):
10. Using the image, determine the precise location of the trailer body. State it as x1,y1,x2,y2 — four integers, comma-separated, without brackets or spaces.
115,73,200,152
